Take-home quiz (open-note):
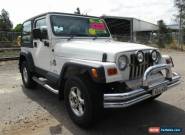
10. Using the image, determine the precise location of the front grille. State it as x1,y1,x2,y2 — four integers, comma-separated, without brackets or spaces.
129,52,153,80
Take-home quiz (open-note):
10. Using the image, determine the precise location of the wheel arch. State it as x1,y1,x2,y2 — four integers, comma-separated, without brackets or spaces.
19,51,35,73
58,62,105,98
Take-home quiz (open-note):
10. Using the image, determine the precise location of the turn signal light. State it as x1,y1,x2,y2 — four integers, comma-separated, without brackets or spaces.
91,68,98,78
107,68,118,76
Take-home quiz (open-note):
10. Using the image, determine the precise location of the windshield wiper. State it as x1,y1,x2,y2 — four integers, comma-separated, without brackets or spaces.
67,35,75,41
67,34,88,41
92,35,98,40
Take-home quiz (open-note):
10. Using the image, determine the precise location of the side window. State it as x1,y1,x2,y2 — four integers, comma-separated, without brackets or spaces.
34,18,48,39
35,18,46,29
22,21,32,44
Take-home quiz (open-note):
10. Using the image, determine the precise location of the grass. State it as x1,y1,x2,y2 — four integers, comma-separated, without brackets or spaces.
0,50,20,58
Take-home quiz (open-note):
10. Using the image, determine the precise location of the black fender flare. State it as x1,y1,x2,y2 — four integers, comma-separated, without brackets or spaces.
58,62,106,89
19,51,35,72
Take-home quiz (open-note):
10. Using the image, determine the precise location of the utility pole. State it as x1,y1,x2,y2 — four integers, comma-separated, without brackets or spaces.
178,0,183,51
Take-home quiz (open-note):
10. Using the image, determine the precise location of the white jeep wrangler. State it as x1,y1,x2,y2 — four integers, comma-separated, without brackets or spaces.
19,12,180,127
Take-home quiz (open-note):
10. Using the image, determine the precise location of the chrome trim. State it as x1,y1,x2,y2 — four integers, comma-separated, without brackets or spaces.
104,88,146,101
148,80,168,90
104,70,181,108
143,64,172,87
104,94,151,108
167,81,180,88
32,77,59,94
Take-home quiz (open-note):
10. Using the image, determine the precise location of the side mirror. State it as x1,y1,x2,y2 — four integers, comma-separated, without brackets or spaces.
33,28,48,40
41,28,48,39
33,28,42,39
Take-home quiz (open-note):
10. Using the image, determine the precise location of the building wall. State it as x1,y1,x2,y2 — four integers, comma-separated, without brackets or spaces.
102,16,159,43
133,19,158,32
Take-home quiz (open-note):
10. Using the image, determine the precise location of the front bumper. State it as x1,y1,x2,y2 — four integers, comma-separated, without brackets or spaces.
104,64,181,108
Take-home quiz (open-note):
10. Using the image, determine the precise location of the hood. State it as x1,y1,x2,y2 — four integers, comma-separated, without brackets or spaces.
54,39,155,62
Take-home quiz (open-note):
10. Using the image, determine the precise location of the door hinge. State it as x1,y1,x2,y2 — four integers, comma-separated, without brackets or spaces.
53,59,56,66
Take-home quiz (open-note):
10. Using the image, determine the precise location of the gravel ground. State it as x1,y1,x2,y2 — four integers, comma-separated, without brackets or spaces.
0,50,185,135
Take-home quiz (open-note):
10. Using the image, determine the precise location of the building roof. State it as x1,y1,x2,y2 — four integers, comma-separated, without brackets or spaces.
102,15,158,32
102,15,158,25
167,24,179,30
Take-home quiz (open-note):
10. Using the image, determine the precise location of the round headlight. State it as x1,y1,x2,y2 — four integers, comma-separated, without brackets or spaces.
151,50,159,62
136,51,144,63
118,55,127,70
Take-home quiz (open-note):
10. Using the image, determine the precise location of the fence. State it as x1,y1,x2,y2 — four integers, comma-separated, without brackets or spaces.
112,32,183,48
0,31,21,43
112,34,158,45
0,31,21,59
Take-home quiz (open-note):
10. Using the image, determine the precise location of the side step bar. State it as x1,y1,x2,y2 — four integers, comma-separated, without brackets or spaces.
32,76,59,94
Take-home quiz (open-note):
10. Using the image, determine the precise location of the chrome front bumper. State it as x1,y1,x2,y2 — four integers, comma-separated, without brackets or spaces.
104,64,181,108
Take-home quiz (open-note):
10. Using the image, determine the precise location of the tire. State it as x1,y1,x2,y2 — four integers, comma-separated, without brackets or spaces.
21,61,36,89
64,75,102,127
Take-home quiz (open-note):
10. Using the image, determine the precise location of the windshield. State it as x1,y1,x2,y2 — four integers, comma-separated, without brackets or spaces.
50,15,110,37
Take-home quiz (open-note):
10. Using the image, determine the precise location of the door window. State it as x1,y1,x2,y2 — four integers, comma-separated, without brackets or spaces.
34,18,48,39
35,18,47,29
22,21,32,45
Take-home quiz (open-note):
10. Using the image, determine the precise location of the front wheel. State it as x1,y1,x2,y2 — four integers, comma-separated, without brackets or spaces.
64,75,102,127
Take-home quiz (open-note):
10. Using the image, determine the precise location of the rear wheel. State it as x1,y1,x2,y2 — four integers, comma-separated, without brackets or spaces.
21,61,36,88
64,75,102,127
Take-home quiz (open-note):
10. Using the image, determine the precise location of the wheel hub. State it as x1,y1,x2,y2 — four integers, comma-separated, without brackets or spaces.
23,67,28,83
69,87,85,117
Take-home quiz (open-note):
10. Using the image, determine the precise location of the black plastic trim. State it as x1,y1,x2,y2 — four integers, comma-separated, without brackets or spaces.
19,51,35,72
34,67,60,85
46,72,60,84
58,62,106,88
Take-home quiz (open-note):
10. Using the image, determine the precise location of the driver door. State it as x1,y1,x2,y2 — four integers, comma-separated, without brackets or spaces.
32,17,52,72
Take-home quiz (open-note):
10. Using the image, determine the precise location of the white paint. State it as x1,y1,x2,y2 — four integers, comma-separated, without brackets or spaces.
54,39,154,62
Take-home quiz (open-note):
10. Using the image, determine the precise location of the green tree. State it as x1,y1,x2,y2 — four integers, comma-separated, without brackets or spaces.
175,0,185,50
157,20,172,48
0,9,13,31
175,0,185,22
13,24,22,32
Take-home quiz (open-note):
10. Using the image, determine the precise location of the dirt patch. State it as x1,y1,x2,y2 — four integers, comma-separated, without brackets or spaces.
1,112,58,135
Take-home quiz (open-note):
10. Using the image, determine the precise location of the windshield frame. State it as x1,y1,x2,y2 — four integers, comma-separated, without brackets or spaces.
50,14,111,38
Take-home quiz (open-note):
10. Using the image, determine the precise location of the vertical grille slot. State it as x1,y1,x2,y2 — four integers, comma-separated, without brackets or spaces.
129,52,152,80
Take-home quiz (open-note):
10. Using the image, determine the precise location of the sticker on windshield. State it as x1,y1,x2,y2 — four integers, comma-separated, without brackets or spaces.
89,18,106,35
54,26,64,33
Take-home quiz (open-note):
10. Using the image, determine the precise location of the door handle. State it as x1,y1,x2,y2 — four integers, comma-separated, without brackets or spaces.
44,41,49,47
34,42,37,47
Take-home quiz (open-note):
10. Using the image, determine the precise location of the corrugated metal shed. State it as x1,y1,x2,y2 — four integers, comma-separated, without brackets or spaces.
133,18,158,32
102,15,158,43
